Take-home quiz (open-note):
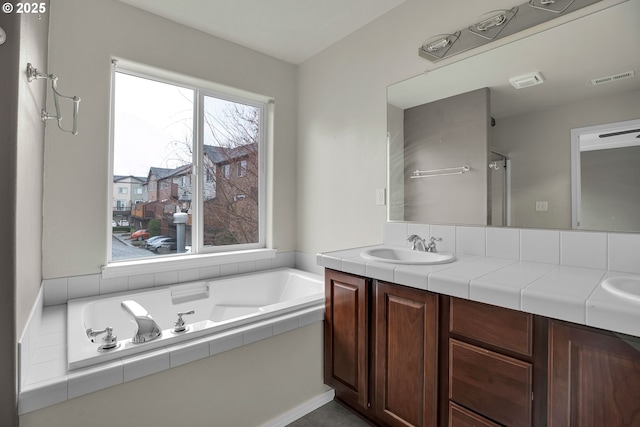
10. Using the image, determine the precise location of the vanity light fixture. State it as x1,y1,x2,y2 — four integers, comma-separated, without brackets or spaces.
418,0,604,62
421,32,460,60
509,72,545,89
529,0,576,14
469,8,518,40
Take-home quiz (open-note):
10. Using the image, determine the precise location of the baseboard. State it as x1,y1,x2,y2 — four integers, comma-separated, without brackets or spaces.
260,389,335,427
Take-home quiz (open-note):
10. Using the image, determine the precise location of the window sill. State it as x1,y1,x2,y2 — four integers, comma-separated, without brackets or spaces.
102,249,277,279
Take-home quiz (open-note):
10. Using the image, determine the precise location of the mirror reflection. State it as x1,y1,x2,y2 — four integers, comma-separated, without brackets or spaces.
387,0,640,232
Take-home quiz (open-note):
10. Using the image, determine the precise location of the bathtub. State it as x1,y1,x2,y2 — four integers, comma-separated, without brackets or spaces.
67,268,324,370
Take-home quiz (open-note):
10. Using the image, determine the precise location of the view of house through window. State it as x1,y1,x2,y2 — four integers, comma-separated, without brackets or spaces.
112,70,264,261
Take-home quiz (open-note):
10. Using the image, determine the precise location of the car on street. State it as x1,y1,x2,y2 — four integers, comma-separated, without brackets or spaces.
112,220,117,227
143,235,170,249
131,229,150,241
118,219,130,226
147,237,177,252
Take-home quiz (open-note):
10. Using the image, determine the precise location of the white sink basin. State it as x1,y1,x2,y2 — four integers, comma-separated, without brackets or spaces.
361,247,455,265
601,276,640,303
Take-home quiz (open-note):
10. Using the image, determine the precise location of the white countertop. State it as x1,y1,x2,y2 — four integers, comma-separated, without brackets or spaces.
317,245,640,338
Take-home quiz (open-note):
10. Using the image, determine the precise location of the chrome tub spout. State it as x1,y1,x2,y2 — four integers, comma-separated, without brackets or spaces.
121,300,162,343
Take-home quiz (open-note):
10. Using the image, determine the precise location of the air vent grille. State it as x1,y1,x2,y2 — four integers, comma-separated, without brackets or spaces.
591,71,635,86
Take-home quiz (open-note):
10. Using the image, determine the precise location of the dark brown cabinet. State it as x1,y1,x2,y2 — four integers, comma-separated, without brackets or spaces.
548,320,640,427
324,269,370,412
374,281,438,427
324,269,640,427
446,298,541,427
324,270,440,426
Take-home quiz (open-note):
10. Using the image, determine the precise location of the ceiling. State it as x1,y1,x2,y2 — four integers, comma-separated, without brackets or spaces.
119,0,406,64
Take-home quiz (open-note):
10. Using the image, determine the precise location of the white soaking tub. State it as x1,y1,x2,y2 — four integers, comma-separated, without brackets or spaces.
67,268,324,370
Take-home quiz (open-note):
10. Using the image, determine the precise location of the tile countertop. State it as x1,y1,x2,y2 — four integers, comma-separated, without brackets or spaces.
316,245,640,338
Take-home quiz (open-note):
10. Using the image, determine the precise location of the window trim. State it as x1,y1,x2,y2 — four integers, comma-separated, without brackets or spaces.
107,58,271,268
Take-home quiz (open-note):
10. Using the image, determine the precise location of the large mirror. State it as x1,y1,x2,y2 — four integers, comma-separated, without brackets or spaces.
387,0,640,232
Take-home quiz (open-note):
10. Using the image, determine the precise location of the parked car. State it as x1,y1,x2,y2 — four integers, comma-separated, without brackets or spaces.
131,229,150,241
143,235,170,249
112,220,117,227
147,237,177,253
118,219,130,226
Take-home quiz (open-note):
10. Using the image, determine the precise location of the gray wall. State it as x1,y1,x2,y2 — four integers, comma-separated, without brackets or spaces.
403,88,490,225
0,4,49,425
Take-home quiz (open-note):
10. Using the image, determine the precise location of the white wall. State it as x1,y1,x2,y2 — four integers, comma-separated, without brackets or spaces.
296,0,516,254
43,0,298,279
492,88,640,229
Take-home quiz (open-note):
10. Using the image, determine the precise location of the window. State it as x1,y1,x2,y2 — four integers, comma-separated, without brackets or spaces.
237,160,247,177
134,187,143,195
118,187,128,194
111,65,266,262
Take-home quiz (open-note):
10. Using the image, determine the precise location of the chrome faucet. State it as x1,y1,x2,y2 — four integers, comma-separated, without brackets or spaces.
426,237,443,252
407,234,427,251
86,326,119,351
121,300,162,343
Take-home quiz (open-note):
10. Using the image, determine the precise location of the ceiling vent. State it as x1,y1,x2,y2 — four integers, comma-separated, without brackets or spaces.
591,71,635,86
509,72,544,89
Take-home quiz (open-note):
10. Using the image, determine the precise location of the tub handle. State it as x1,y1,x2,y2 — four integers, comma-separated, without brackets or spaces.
174,310,195,333
86,326,120,351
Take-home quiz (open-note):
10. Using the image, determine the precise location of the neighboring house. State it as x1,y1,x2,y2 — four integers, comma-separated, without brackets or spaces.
112,175,146,225
130,143,258,245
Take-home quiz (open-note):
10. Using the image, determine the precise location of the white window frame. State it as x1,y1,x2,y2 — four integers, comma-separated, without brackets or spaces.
104,59,273,278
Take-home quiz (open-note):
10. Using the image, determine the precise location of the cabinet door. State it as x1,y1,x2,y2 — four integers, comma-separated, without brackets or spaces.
548,321,640,427
324,270,370,410
374,282,438,427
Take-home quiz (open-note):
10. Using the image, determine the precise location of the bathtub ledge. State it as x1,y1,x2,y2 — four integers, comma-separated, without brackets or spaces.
102,248,277,279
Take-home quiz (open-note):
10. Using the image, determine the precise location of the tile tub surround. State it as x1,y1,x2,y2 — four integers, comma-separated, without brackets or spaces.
18,254,324,415
18,301,324,414
317,223,640,338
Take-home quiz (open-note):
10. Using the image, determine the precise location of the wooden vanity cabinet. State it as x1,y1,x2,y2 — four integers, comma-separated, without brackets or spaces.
446,297,547,427
324,270,440,426
374,281,438,427
548,320,640,427
324,269,371,413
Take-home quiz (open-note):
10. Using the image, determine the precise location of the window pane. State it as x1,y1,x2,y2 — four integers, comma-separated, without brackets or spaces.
112,72,194,261
202,95,260,247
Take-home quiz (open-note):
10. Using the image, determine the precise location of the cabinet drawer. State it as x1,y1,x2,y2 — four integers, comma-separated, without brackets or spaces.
450,297,533,356
450,339,532,427
449,402,502,427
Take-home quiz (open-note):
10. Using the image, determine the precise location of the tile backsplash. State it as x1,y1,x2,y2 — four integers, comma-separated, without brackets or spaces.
384,222,640,274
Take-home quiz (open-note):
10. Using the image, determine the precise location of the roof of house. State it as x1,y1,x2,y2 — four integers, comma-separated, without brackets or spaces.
203,143,256,164
113,175,146,183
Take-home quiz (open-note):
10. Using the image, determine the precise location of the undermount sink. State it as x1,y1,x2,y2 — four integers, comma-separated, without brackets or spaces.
601,276,640,303
361,246,455,265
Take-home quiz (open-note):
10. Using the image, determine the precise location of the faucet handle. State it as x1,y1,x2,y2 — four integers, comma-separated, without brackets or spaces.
86,326,119,351
426,237,443,252
174,310,195,333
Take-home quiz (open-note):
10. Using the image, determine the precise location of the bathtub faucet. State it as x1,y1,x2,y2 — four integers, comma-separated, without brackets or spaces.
121,300,162,343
